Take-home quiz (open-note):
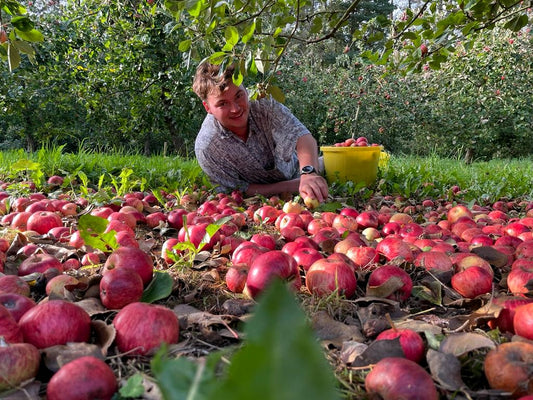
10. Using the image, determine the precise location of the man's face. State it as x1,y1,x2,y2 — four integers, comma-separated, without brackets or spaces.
203,82,250,136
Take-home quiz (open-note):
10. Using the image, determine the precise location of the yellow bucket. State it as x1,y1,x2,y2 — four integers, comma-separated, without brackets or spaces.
320,146,383,185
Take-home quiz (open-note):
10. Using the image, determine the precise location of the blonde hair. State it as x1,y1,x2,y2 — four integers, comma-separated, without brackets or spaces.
192,62,236,101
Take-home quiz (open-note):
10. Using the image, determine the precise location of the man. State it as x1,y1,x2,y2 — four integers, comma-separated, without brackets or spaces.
192,61,328,204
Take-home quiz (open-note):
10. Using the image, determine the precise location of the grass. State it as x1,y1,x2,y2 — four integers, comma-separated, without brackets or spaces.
0,146,531,204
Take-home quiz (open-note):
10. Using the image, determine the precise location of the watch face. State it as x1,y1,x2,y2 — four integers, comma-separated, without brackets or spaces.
301,166,316,174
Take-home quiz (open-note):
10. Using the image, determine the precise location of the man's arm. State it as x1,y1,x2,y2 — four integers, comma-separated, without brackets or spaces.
296,134,329,203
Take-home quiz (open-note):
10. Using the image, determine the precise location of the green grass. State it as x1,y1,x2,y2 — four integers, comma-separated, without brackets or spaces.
0,146,531,204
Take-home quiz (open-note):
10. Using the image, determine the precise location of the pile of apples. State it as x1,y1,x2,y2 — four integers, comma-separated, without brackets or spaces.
332,136,380,147
1,173,533,398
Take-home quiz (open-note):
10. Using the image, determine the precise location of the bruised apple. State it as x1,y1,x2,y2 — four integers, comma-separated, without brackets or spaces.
365,357,438,400
305,258,357,298
0,338,41,392
46,356,117,400
18,299,91,349
0,292,35,322
375,328,425,363
113,302,179,356
18,253,63,276
484,342,533,397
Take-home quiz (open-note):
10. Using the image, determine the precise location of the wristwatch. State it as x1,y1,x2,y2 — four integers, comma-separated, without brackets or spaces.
300,165,317,175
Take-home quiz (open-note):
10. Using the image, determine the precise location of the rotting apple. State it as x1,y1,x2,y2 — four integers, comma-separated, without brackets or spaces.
375,328,425,363
0,338,41,392
484,342,533,398
18,299,91,349
46,355,118,400
113,302,179,356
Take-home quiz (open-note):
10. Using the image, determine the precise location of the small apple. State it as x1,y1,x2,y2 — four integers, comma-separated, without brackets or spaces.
303,196,320,209
225,264,249,293
113,302,179,356
46,356,118,400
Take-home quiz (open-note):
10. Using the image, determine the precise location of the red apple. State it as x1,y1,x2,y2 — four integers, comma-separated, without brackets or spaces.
0,339,41,392
345,246,380,271
161,238,180,264
376,237,414,263
0,274,30,296
365,357,438,400
103,247,154,286
307,218,330,235
177,222,221,251
507,262,533,297
516,240,533,259
487,296,533,333
311,227,340,248
447,205,473,224
0,304,23,343
232,242,270,267
18,253,63,276
375,328,425,363
367,265,413,302
451,265,493,299
305,258,357,298
167,209,188,230
276,212,305,231
46,356,118,400
513,302,533,340
225,264,249,293
250,233,277,251
331,214,358,233
355,211,379,229
413,251,453,273
245,250,301,299
113,302,179,356
45,274,82,297
81,252,100,266
333,237,364,255
100,268,144,309
253,205,279,225
19,299,91,349
292,247,324,271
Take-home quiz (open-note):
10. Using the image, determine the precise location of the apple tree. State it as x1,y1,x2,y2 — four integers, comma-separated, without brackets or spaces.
164,0,531,97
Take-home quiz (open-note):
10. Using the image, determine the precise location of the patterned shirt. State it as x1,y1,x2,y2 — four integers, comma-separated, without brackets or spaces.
195,96,310,193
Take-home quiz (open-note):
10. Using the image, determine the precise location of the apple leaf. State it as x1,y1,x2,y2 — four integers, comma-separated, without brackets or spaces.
119,373,145,398
212,279,341,400
141,271,174,303
78,214,118,253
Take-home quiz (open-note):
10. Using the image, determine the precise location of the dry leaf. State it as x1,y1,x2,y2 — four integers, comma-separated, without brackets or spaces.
311,311,364,347
426,348,466,391
439,332,496,357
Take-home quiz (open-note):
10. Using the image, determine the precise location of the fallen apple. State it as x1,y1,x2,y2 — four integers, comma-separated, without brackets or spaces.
375,328,425,363
113,302,179,356
0,304,23,343
305,258,357,298
46,355,118,400
0,274,31,296
0,338,41,392
18,299,92,349
0,292,36,322
102,247,154,286
100,267,144,309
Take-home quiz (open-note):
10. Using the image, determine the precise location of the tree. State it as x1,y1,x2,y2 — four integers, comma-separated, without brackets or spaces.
164,0,531,96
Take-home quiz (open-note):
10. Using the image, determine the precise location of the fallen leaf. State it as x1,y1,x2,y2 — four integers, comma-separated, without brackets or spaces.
311,311,364,347
426,348,466,391
439,332,496,357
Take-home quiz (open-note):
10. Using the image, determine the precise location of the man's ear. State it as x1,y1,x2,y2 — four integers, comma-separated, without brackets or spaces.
202,101,211,114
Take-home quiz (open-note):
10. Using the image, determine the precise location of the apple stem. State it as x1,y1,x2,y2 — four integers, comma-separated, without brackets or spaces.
385,313,397,331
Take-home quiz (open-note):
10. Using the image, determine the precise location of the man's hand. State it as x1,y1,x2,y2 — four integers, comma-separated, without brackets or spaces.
299,173,328,205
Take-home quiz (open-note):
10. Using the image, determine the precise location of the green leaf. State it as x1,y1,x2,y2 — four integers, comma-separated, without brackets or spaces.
11,159,40,172
78,214,118,253
8,44,21,71
119,374,145,398
11,16,34,32
310,16,323,34
212,280,341,400
266,84,285,103
224,26,239,47
11,40,34,55
15,28,43,42
179,39,192,52
152,347,222,400
503,14,528,32
242,20,256,44
141,271,174,303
